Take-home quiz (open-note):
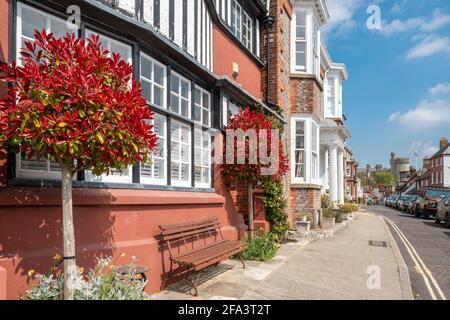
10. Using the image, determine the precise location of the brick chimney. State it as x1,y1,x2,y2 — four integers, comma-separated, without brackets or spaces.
423,156,431,170
440,137,449,150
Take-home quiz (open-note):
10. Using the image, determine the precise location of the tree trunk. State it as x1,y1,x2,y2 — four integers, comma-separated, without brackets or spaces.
248,182,254,240
62,163,76,300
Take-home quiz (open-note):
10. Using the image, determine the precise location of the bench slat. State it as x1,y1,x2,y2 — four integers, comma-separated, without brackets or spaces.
172,240,246,266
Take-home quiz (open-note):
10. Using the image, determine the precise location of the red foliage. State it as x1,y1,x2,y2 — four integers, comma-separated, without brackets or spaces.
221,108,288,185
0,30,157,175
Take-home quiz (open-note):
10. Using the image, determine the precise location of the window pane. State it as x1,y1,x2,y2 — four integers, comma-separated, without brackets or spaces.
154,64,165,85
194,105,201,122
181,164,190,181
181,81,190,98
171,75,180,93
22,9,47,39
111,42,129,61
51,19,69,39
202,92,210,109
202,109,209,126
181,100,189,117
181,145,189,162
170,94,179,113
154,86,164,107
141,80,152,101
171,161,179,179
296,121,304,134
141,57,152,79
154,159,165,179
296,136,304,149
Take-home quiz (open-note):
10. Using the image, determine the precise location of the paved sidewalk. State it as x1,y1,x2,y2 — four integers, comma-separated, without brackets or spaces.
151,212,413,300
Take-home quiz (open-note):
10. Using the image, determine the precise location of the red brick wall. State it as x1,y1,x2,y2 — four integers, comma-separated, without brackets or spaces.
213,25,262,99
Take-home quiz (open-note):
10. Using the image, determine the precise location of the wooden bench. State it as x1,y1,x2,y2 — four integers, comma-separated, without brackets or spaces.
159,217,246,296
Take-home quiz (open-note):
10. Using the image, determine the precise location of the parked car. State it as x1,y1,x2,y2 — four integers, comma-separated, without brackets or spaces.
395,195,410,210
401,195,417,212
413,196,426,217
386,195,399,208
420,187,450,219
408,196,421,214
435,196,450,228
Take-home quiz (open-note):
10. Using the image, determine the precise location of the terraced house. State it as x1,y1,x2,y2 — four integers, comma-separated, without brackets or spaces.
264,0,351,227
0,0,280,299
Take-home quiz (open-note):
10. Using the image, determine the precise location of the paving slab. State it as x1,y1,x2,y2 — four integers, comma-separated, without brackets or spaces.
151,212,413,300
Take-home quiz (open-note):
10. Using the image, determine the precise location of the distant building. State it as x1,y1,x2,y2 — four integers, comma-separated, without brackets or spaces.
390,152,411,187
416,137,450,190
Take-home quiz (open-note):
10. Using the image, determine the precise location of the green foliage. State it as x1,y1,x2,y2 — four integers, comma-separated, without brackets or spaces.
339,203,359,214
321,193,332,208
373,171,394,187
262,178,289,240
322,208,336,219
242,233,279,262
26,257,148,300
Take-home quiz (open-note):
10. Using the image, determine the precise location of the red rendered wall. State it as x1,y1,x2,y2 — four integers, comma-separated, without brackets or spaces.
213,25,262,99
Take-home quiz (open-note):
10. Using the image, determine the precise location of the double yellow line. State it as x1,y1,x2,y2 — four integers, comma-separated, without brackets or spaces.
383,216,446,300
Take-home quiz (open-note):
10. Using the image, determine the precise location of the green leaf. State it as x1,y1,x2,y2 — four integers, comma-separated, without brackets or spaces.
96,132,104,144
79,110,85,118
58,122,68,128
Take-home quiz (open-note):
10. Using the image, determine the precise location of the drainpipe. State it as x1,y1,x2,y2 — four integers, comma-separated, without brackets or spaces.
263,15,275,104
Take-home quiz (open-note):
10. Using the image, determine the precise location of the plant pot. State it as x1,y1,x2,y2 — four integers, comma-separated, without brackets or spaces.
296,220,310,232
340,213,350,221
321,217,335,229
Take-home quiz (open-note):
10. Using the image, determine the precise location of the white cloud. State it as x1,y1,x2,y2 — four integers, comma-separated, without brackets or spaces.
323,0,364,35
429,83,450,96
380,11,450,36
390,99,450,129
406,35,450,60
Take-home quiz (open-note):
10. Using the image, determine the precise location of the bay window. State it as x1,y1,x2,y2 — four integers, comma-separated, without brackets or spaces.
292,9,320,77
230,0,253,52
326,77,336,117
291,116,320,185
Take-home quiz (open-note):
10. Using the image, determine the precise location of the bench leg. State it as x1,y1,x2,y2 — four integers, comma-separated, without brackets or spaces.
187,273,200,297
239,252,246,269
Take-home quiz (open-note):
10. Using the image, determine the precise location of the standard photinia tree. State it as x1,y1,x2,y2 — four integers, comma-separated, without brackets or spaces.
0,30,157,299
221,108,288,240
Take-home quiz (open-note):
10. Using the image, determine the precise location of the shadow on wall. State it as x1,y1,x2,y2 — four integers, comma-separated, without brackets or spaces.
0,187,116,298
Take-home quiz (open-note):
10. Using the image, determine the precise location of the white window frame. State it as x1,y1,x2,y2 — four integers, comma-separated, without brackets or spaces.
325,76,337,117
15,3,72,180
242,11,253,51
291,115,320,185
311,122,319,181
194,129,211,188
232,0,242,41
291,8,320,76
193,86,211,126
170,71,191,118
140,53,167,109
170,119,192,187
292,119,306,182
140,113,167,185
84,30,133,184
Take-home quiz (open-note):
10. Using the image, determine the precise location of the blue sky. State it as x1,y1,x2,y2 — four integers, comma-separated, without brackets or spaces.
323,0,450,168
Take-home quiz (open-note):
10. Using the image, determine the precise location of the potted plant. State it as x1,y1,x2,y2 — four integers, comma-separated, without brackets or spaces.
321,208,336,229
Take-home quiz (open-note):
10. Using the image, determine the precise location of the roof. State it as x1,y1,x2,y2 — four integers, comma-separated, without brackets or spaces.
430,142,450,159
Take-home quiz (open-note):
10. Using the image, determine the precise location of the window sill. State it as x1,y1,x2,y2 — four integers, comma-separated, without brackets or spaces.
290,183,322,190
0,179,222,207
